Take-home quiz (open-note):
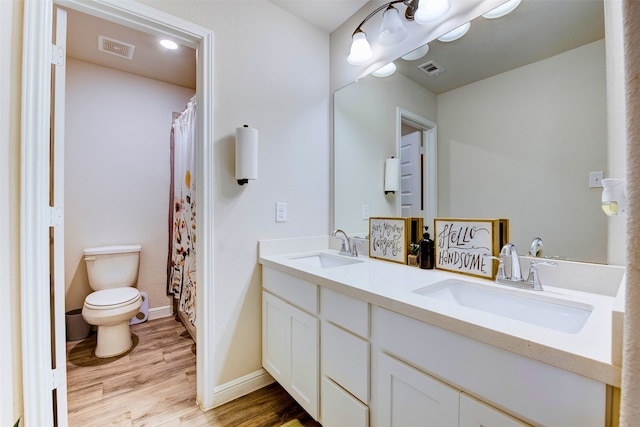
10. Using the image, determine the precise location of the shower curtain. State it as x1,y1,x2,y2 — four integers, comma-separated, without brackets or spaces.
167,96,197,338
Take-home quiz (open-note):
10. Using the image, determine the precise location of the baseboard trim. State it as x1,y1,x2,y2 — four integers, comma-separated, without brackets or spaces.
211,369,275,409
148,305,172,320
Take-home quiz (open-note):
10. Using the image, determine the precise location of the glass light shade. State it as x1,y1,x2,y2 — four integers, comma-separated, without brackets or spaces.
402,44,429,61
347,32,373,65
415,0,451,24
482,0,522,19
372,62,396,77
378,7,408,46
437,22,471,42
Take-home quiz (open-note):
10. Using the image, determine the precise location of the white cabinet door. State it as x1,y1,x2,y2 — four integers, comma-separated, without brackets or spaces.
322,377,369,427
460,394,531,427
377,353,459,427
262,291,319,419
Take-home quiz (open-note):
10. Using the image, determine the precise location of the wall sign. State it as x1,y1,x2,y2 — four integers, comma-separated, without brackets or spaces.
434,218,509,279
369,217,410,264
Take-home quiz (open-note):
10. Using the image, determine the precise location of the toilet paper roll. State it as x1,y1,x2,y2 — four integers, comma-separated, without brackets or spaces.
384,157,400,193
235,126,258,181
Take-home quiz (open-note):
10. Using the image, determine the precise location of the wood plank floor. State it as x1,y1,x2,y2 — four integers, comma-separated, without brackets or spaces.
66,316,321,427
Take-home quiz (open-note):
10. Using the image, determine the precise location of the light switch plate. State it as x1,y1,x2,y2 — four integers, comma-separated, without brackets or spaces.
362,204,370,220
276,202,287,222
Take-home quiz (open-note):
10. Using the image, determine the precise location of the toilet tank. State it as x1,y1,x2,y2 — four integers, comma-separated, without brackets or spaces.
83,244,142,291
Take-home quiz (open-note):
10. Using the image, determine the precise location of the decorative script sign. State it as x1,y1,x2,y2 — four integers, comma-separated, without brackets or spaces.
434,218,509,279
369,217,409,264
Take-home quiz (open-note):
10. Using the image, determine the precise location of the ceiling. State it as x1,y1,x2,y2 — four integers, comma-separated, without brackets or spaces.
63,1,604,95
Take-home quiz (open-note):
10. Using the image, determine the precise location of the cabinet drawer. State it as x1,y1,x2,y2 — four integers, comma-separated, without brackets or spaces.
321,287,369,338
321,377,368,427
323,322,369,403
263,267,318,314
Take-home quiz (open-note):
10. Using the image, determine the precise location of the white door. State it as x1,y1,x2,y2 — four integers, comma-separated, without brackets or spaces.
377,352,459,427
400,131,422,217
52,7,69,426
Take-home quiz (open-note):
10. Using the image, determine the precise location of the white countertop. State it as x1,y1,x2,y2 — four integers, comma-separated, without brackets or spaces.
259,238,622,388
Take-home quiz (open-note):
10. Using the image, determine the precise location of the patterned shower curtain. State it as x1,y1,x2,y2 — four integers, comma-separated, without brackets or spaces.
167,96,197,328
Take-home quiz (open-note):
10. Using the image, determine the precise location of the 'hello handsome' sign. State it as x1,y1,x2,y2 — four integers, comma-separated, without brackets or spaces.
434,218,508,279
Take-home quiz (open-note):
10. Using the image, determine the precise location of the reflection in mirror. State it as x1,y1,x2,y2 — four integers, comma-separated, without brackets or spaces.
334,0,608,263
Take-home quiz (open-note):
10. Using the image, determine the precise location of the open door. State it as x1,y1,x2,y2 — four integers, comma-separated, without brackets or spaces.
51,6,69,426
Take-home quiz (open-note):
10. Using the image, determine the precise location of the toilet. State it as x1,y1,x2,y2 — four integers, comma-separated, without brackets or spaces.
81,244,143,358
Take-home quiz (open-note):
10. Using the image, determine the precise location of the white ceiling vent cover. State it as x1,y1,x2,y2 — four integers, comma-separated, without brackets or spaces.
418,60,444,77
98,35,135,60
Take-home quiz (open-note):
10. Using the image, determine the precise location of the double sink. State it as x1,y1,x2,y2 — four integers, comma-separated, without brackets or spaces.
288,252,593,334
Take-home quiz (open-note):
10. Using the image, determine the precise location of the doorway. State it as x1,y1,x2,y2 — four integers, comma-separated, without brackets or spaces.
21,1,214,424
396,107,437,229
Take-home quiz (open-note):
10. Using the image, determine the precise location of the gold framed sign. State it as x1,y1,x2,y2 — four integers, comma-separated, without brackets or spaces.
369,217,410,264
434,218,509,279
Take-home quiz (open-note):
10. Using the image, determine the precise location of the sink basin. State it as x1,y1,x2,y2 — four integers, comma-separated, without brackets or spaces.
289,253,364,269
413,279,593,333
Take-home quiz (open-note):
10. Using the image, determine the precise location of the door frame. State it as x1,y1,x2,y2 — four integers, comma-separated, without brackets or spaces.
396,107,437,228
21,1,215,424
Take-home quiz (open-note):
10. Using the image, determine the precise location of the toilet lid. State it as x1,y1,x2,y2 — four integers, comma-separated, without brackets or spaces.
85,288,140,307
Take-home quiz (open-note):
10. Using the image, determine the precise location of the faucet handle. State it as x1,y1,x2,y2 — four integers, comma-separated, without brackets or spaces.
525,260,557,291
483,255,507,281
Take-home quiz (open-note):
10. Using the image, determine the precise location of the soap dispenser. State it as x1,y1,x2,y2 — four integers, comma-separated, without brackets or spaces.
419,226,434,269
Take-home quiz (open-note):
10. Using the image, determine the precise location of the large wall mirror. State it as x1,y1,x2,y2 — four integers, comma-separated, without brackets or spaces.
334,0,608,263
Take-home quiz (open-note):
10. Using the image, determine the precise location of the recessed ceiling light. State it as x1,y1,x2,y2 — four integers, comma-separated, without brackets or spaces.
160,39,179,50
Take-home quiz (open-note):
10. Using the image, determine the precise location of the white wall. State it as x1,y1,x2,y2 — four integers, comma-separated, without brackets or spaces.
136,1,331,387
334,72,437,234
64,59,195,311
437,40,607,263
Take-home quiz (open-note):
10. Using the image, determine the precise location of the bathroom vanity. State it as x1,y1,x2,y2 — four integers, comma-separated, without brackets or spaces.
259,237,624,427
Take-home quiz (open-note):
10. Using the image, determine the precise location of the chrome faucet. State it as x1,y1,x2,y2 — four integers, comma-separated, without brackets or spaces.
529,237,544,257
332,229,357,257
500,243,522,281
488,243,556,291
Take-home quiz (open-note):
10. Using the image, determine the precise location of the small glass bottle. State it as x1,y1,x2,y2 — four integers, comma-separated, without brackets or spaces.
419,226,434,269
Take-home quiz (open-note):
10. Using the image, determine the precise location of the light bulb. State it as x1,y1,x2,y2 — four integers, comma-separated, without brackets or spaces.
347,31,372,65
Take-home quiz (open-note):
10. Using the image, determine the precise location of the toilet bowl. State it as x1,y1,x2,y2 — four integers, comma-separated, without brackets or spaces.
81,244,142,358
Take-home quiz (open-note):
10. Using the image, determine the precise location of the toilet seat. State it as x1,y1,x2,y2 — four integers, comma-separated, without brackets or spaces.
85,288,140,310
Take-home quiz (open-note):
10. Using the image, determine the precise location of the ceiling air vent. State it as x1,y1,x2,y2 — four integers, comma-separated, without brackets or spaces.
418,60,444,77
98,35,135,60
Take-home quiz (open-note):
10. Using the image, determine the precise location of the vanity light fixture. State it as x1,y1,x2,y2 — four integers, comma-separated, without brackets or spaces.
601,178,626,216
437,21,471,42
372,62,397,77
347,0,451,65
482,0,522,19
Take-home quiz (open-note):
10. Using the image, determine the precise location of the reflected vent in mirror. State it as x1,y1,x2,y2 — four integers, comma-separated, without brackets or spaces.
98,35,135,60
418,60,444,77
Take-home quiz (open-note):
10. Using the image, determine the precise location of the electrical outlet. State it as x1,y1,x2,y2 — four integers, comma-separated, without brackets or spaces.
276,202,287,222
362,204,370,220
589,171,604,188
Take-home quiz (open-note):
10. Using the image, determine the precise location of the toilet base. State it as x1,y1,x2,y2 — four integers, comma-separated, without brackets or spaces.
95,321,133,358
